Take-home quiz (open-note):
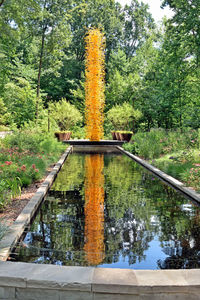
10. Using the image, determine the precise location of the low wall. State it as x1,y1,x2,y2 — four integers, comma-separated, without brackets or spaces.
0,261,200,300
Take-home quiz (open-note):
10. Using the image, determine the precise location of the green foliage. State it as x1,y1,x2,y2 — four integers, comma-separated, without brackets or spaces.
0,0,199,135
49,99,83,131
0,98,10,126
0,177,21,210
3,78,36,127
0,125,10,131
0,130,66,209
71,126,86,139
51,154,84,192
106,102,142,131
123,128,198,159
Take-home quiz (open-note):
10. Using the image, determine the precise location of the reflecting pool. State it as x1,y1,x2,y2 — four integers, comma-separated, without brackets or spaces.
11,152,200,269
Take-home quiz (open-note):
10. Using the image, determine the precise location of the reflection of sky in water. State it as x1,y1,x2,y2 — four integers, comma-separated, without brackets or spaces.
99,236,169,269
11,153,200,270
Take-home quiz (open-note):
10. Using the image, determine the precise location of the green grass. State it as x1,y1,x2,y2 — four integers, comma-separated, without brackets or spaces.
151,150,200,190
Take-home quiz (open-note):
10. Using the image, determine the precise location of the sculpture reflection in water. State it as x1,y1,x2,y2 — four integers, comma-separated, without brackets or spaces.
84,154,105,265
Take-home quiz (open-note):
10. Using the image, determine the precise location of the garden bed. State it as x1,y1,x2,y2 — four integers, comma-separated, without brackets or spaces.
0,165,54,226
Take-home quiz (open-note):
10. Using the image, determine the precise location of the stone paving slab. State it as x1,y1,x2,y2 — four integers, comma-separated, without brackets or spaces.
0,262,94,291
26,264,94,291
93,268,138,294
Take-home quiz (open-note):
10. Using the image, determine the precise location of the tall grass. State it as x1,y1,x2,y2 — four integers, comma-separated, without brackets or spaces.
0,131,66,210
123,128,198,159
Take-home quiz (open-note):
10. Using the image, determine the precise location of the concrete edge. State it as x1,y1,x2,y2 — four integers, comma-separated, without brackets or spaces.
0,262,200,294
0,146,73,261
117,146,200,205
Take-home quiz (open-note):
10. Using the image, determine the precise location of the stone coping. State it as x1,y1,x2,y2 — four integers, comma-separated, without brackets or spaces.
0,261,200,295
65,140,125,146
73,145,120,153
0,146,72,261
117,146,200,205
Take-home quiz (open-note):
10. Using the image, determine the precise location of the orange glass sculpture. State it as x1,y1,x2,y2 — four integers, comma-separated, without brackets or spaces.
85,29,105,141
84,154,105,265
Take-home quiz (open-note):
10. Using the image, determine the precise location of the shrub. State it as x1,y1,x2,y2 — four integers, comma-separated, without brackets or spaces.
49,99,83,131
3,131,41,153
123,128,199,160
106,102,142,131
71,126,86,139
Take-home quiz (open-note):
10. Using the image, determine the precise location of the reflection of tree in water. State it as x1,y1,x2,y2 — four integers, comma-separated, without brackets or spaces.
141,175,200,269
13,153,200,269
51,154,84,192
15,190,87,265
157,203,200,269
103,155,156,265
84,154,105,265
104,206,153,265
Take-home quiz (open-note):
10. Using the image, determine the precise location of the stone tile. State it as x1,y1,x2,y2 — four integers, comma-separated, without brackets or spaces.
93,293,140,300
0,287,15,299
139,293,200,300
182,269,200,285
0,229,23,261
0,261,37,287
0,299,16,300
27,265,94,292
92,268,138,294
59,290,92,300
135,270,188,293
16,288,59,300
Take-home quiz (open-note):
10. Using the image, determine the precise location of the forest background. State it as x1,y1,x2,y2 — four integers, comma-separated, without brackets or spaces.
0,0,200,133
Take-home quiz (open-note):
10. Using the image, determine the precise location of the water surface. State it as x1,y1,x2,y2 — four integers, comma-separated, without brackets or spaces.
11,152,200,269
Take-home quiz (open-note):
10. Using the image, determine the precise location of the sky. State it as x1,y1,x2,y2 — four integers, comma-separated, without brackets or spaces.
117,0,174,23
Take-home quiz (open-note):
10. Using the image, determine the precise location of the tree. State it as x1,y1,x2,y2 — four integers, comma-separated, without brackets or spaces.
123,0,155,57
162,0,200,66
0,0,5,7
3,77,36,127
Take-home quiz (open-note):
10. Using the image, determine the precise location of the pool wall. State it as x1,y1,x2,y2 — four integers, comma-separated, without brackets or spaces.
0,261,200,300
0,145,200,299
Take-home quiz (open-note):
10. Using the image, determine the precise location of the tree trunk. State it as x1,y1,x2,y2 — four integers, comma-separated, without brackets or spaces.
35,26,46,121
0,0,5,7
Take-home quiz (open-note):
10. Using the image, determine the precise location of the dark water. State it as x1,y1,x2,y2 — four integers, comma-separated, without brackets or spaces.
11,153,200,269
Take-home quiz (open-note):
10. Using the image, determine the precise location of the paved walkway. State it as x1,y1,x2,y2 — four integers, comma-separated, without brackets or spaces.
0,131,12,138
